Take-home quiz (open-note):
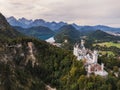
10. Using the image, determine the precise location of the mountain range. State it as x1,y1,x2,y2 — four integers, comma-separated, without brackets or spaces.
5,16,120,45
7,16,120,33
54,25,120,44
7,16,67,30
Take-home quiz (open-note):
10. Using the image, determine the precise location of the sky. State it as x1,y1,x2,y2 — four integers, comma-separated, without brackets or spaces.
0,0,120,27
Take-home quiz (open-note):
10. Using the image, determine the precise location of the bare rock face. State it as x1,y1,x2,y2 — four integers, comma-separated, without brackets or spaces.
0,41,38,67
25,42,37,67
46,85,56,90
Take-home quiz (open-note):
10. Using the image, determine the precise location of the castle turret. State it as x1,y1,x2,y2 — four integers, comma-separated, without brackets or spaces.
81,39,86,55
73,44,79,56
101,63,104,71
92,50,98,63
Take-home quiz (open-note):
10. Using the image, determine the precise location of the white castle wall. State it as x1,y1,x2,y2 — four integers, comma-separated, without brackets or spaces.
73,40,108,76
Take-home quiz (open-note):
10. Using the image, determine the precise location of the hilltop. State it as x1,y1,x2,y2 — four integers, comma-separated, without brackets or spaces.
0,13,23,39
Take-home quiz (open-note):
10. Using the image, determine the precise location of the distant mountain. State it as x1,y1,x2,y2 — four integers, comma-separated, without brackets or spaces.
71,23,81,30
87,30,120,42
7,16,67,30
0,13,23,39
93,25,120,33
14,26,55,40
18,17,33,25
78,26,96,36
54,25,81,43
77,25,120,33
7,16,120,35
7,16,26,28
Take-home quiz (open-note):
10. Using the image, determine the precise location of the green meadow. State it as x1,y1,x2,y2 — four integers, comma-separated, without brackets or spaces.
99,51,115,56
94,42,120,48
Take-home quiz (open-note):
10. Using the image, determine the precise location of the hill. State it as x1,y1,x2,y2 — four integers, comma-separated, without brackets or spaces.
78,26,96,36
54,25,81,43
93,25,120,33
14,26,55,40
87,30,120,42
0,13,23,39
76,25,120,33
0,36,86,90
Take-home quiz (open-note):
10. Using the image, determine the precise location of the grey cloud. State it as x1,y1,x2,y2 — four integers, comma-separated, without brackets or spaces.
1,0,120,27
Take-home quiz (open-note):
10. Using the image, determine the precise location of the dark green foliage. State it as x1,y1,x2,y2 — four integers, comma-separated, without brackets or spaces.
14,26,55,40
54,25,81,43
0,36,120,90
0,12,120,90
0,37,85,90
78,26,96,36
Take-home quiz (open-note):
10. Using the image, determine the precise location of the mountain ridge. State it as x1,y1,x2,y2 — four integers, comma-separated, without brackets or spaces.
7,16,120,33
14,26,55,40
7,16,67,30
87,30,120,42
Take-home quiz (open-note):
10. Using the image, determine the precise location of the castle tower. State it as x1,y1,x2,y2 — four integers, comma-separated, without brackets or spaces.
81,39,86,50
101,63,104,71
73,44,79,56
92,50,98,63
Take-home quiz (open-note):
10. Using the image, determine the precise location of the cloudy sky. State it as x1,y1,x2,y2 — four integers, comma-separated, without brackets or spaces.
0,0,120,27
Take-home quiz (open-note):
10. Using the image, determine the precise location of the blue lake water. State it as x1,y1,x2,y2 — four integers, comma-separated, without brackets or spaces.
37,34,54,40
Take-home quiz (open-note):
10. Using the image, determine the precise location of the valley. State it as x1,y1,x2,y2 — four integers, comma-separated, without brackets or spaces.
0,11,120,90
0,0,120,89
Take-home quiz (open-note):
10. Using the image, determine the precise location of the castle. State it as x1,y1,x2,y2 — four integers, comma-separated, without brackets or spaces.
73,40,108,76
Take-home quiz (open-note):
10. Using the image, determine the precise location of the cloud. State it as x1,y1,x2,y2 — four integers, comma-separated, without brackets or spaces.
0,0,120,27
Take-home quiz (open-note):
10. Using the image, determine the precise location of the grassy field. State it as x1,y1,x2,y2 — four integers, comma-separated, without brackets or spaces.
99,51,115,56
93,42,120,48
